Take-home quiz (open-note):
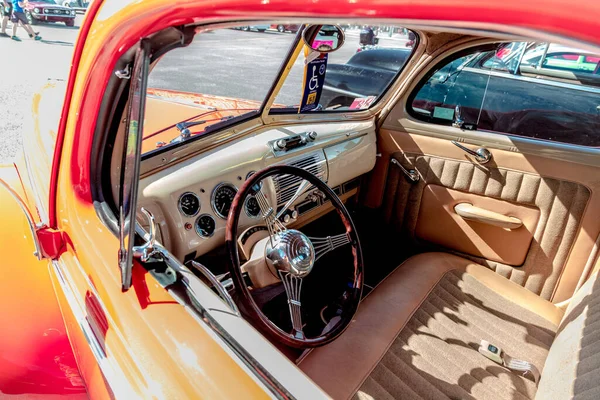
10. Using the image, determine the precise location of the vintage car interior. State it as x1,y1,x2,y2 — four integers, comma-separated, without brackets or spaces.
96,20,600,399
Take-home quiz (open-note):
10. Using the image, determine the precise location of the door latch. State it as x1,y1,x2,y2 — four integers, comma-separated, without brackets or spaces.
390,158,420,183
451,141,492,164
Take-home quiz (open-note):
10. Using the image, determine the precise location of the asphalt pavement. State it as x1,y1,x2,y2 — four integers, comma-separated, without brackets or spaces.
0,16,81,163
0,22,408,163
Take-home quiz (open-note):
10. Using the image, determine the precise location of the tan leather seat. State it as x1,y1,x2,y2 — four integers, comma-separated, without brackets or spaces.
299,252,600,399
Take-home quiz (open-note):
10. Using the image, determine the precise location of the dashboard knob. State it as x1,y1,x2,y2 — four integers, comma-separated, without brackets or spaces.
291,210,298,219
283,214,291,223
275,139,287,150
307,131,318,141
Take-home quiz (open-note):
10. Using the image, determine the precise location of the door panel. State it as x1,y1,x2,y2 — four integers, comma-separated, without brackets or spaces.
416,184,540,266
368,130,600,303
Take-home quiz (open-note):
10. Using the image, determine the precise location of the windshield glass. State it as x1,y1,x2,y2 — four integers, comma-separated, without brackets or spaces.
272,25,416,112
143,25,297,155
142,23,416,157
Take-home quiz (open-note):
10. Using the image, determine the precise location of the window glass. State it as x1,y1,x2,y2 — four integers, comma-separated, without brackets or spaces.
271,25,416,112
409,42,600,146
142,26,297,156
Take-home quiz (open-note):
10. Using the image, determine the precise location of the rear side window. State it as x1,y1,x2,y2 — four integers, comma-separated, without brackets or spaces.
408,42,600,147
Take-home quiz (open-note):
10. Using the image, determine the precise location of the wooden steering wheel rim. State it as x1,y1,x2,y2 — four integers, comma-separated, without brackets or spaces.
225,165,364,348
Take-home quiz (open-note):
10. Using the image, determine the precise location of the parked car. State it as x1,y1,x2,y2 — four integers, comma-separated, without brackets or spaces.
411,42,600,145
25,0,77,26
237,24,270,32
271,23,300,33
3,0,600,399
61,0,89,13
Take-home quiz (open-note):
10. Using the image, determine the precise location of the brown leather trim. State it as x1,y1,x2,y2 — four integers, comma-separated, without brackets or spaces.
373,130,600,303
299,252,562,399
416,185,540,265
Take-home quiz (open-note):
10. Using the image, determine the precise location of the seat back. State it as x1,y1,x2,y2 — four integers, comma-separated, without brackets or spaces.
536,272,600,399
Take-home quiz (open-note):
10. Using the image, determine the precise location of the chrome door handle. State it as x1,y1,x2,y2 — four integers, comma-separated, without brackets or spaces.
133,207,160,262
451,141,492,164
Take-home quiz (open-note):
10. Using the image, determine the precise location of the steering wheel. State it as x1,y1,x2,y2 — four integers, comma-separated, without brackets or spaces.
225,165,363,348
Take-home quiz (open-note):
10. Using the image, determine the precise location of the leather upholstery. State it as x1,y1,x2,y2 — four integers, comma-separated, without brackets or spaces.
416,185,540,265
382,152,590,300
536,271,600,399
299,253,563,399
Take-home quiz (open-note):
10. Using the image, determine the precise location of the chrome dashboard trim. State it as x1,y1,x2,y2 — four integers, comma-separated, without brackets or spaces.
211,182,238,219
178,191,201,217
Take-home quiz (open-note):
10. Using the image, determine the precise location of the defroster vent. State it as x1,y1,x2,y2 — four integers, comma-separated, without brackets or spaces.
273,151,327,209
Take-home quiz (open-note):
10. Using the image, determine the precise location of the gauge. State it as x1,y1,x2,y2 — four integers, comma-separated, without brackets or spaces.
245,170,263,193
178,192,200,217
245,196,261,218
195,214,216,238
212,183,238,219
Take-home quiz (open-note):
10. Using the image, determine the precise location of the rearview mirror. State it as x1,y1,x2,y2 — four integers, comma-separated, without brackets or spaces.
302,24,345,53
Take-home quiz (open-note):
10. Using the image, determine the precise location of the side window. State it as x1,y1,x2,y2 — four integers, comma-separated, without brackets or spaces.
408,42,600,147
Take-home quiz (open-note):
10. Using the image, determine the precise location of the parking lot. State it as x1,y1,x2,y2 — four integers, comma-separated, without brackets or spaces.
0,19,408,162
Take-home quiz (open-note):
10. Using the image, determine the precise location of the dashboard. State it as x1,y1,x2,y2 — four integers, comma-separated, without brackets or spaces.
137,121,377,262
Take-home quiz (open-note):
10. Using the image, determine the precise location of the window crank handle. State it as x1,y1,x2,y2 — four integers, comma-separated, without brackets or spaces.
451,141,492,164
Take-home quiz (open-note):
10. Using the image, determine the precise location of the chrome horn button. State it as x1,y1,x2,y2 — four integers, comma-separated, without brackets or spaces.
265,229,315,278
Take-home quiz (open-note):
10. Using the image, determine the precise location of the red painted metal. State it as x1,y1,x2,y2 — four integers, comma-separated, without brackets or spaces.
37,227,67,259
50,0,600,228
48,0,103,229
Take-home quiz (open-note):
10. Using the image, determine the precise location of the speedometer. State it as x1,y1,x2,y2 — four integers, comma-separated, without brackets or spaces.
178,192,200,217
211,183,238,219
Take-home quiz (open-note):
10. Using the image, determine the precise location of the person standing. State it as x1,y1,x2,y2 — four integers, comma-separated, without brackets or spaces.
11,0,41,41
0,0,12,37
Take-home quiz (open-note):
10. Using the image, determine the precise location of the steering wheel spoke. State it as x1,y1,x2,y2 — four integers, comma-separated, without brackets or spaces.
308,233,351,262
279,271,305,339
255,186,286,242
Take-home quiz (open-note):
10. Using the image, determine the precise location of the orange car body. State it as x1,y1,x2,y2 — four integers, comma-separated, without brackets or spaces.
1,0,600,398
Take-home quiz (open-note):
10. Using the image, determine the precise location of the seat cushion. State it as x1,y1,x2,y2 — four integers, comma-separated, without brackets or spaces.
536,271,600,399
299,252,564,400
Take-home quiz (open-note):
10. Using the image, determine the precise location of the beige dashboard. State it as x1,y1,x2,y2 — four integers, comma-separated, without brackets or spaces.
138,121,377,262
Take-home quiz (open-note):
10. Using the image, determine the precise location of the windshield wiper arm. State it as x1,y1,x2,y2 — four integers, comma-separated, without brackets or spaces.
175,120,208,135
145,108,257,143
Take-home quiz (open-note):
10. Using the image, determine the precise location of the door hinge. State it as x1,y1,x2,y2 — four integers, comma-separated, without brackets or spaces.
35,226,66,260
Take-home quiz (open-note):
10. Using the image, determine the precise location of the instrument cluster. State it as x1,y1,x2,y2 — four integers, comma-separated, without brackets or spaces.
177,171,262,239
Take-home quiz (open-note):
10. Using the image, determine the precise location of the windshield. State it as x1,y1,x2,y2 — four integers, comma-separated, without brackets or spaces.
142,23,416,157
143,25,297,155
